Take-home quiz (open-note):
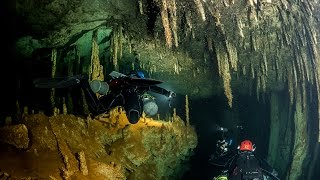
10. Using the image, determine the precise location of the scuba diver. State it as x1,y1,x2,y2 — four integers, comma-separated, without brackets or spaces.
216,138,233,156
209,135,234,162
211,140,279,180
209,124,235,162
33,70,176,124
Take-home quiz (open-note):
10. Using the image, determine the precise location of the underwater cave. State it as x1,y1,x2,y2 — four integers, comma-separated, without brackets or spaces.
1,0,320,179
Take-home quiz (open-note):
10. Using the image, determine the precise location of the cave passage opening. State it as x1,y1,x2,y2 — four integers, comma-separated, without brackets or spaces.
182,93,271,180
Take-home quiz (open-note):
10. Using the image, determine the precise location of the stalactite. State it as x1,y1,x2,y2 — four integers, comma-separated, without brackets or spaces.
222,57,233,108
261,75,267,93
310,26,317,45
185,11,193,37
207,36,213,52
138,0,143,15
292,60,298,90
193,0,206,21
174,62,179,75
259,58,265,77
248,0,255,7
226,40,238,71
250,60,255,79
216,40,233,107
185,95,190,127
250,32,257,51
224,68,233,107
111,25,119,70
288,67,294,106
118,25,123,61
242,65,246,76
247,6,258,28
51,48,57,113
217,51,223,77
168,0,178,47
263,52,268,76
160,0,172,48
256,74,260,102
301,80,307,114
237,17,245,38
301,51,310,82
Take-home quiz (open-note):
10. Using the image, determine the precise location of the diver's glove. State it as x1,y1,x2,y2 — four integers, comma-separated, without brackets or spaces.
271,169,278,177
169,91,176,98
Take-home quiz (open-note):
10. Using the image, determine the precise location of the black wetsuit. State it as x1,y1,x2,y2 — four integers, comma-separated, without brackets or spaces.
226,151,275,180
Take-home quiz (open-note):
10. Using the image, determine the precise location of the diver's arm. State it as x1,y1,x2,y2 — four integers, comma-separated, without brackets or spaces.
256,156,279,179
224,154,238,172
148,86,176,97
257,157,275,173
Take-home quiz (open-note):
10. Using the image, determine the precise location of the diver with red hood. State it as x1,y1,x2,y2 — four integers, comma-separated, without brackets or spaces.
211,139,279,180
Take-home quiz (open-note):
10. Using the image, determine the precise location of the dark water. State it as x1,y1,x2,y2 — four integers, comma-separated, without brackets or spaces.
182,94,270,180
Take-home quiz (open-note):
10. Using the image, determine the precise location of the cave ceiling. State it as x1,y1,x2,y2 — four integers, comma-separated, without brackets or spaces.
14,0,320,104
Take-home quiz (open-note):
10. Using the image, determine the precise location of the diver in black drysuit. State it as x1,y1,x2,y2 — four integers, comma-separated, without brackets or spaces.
210,140,279,180
33,71,175,124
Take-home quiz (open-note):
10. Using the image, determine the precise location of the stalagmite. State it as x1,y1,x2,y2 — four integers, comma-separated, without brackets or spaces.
51,48,57,113
185,95,190,126
90,32,104,82
62,98,67,115
173,108,177,121
77,151,88,176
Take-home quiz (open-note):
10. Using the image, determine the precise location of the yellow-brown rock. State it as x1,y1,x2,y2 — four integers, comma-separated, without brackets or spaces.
0,108,197,179
0,124,29,149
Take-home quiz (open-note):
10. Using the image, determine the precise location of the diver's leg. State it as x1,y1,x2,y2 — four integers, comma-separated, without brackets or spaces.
122,91,142,124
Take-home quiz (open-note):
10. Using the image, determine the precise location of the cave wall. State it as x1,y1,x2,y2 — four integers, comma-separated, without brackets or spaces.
268,91,293,178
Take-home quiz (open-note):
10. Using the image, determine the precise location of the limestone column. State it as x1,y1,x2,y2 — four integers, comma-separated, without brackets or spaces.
288,88,308,179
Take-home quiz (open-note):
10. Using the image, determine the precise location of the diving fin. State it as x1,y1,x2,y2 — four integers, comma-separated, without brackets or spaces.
33,75,84,88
